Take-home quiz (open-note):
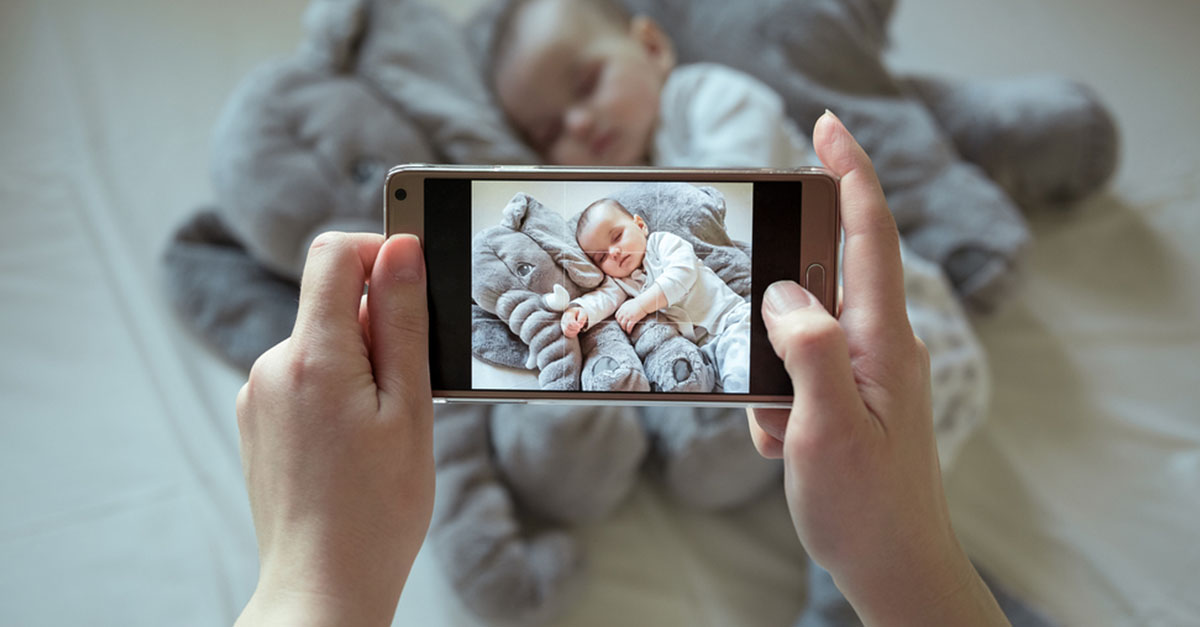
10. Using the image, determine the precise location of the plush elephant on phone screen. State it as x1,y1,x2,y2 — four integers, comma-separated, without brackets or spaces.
470,190,717,393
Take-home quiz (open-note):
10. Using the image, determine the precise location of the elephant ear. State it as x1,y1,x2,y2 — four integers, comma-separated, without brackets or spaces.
472,303,530,370
300,0,366,71
501,193,605,289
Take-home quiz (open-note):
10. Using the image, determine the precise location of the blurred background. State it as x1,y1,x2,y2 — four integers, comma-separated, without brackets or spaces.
2,0,1197,625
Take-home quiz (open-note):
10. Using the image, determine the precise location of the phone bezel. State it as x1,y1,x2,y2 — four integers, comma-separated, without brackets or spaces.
385,164,839,408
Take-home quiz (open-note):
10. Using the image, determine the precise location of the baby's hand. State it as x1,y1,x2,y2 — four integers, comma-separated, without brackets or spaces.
560,307,587,339
615,299,648,334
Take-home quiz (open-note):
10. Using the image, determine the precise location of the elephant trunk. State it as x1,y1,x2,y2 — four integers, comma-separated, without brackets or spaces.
496,289,581,390
430,404,582,624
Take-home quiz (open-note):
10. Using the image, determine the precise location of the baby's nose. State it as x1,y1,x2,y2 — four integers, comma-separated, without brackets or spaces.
565,106,594,136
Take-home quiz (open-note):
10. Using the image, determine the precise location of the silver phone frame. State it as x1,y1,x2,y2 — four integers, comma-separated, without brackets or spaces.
385,164,840,408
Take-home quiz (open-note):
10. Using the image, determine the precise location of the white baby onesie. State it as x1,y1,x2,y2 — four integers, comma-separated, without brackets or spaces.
652,63,816,168
571,231,751,392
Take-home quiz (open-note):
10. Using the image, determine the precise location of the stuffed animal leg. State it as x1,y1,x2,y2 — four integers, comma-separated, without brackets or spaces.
578,319,652,391
641,406,783,511
430,403,583,625
901,73,1119,208
491,403,649,524
629,321,718,393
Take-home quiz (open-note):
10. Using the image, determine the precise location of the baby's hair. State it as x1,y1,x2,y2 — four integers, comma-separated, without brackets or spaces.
576,197,634,243
487,0,633,89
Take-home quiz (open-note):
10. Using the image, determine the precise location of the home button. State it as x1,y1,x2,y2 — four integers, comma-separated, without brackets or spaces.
805,263,825,300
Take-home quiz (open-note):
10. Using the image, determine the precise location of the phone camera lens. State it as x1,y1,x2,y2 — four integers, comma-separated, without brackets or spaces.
394,188,407,201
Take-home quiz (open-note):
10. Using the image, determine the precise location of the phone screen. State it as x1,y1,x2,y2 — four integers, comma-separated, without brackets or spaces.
419,176,811,401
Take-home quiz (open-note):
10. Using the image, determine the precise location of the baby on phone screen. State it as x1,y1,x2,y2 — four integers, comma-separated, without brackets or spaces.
561,197,751,393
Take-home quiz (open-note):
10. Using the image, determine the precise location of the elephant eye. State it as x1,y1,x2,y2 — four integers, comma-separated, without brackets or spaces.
350,157,383,185
515,262,533,277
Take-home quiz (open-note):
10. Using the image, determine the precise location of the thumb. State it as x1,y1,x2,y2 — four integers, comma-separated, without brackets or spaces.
761,281,866,444
368,234,431,401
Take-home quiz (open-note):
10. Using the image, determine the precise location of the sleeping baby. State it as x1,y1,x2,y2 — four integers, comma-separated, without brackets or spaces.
489,0,814,168
561,197,751,393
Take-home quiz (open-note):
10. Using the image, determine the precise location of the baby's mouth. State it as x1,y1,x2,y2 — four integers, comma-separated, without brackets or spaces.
592,130,616,158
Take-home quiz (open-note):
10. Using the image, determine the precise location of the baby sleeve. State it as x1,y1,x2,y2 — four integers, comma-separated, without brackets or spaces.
653,63,814,168
647,232,699,307
570,276,627,331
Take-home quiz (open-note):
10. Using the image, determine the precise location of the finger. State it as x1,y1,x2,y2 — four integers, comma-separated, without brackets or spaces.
812,111,912,349
359,293,371,346
367,234,431,401
747,408,785,459
294,232,385,348
751,406,789,442
762,281,869,436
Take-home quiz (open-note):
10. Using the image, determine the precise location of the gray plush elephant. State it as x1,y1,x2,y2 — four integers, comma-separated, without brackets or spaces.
162,0,1038,624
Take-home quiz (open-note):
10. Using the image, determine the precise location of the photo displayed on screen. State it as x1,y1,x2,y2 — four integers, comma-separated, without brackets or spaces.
470,180,753,394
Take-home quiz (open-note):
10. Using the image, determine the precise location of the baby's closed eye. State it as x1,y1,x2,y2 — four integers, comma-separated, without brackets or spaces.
575,61,601,98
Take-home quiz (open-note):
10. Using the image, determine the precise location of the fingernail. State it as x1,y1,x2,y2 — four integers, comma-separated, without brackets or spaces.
764,281,813,316
817,108,842,132
389,234,424,284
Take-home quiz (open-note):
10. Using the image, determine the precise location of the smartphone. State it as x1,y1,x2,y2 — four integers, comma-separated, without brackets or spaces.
385,165,838,407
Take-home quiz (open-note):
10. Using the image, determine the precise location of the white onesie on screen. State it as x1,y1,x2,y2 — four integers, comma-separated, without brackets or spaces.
652,63,816,168
571,231,751,392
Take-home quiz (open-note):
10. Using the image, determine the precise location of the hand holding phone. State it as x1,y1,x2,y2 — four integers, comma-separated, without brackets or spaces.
746,112,1008,625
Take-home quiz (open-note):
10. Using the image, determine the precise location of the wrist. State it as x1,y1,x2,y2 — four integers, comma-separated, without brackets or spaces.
637,293,656,314
237,584,394,627
832,535,1008,627
237,558,402,627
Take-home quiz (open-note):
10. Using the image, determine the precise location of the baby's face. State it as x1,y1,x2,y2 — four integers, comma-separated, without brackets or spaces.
577,203,648,278
495,0,674,166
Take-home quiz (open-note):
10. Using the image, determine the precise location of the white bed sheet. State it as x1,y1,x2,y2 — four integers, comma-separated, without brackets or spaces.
1,0,1197,625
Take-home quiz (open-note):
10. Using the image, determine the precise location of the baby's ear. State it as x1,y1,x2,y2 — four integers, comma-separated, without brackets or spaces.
630,16,676,77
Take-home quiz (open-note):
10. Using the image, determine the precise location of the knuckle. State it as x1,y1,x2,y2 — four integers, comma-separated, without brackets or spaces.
382,311,428,347
753,431,784,459
284,339,333,387
781,314,845,357
912,334,931,371
309,230,345,252
235,382,252,430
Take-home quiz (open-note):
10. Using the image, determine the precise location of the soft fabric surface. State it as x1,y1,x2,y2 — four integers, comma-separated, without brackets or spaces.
2,1,1198,627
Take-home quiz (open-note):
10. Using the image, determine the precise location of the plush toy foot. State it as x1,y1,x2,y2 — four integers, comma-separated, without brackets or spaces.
630,323,717,393
640,406,781,511
491,403,648,524
904,74,1119,208
894,162,1030,314
579,319,651,391
944,246,1022,315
